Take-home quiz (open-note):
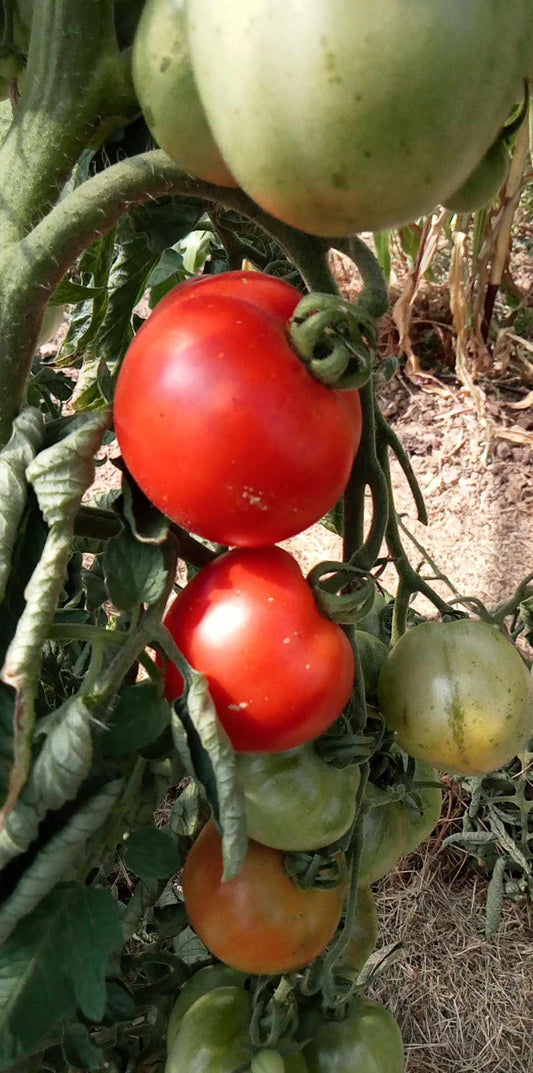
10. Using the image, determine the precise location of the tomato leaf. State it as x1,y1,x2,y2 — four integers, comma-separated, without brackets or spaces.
0,883,122,1067
121,470,169,546
0,684,14,802
0,695,94,872
0,781,123,944
62,1022,104,1070
172,673,248,882
102,682,171,758
0,408,44,605
123,826,181,881
100,979,136,1026
104,526,167,610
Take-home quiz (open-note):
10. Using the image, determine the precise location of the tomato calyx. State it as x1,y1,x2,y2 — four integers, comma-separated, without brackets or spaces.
307,559,377,625
249,977,300,1054
285,847,348,892
289,292,374,390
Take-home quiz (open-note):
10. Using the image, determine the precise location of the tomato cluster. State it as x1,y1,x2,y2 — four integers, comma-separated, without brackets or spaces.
114,262,532,1070
115,5,533,1067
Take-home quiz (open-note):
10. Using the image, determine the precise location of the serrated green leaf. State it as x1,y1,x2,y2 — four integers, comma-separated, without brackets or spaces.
173,926,209,967
172,673,247,881
148,248,186,307
102,682,171,758
0,780,123,943
123,826,181,881
104,527,166,610
0,695,93,872
51,280,105,305
120,878,161,943
122,472,169,545
0,496,48,670
0,883,122,1067
374,230,392,283
321,499,344,537
57,232,115,365
0,684,14,802
1,411,109,824
62,1022,104,1071
0,408,44,604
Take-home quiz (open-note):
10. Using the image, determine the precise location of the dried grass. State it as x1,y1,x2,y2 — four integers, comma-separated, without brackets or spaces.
369,832,533,1073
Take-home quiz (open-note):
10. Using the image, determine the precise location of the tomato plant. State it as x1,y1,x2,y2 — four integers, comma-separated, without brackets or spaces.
132,0,236,187
379,620,533,775
182,819,347,974
235,745,360,850
299,998,405,1072
163,546,355,753
1,2,532,1066
114,271,362,547
167,986,309,1073
186,1,532,235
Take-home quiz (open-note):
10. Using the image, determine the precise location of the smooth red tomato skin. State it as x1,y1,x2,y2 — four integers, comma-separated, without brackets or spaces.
163,546,355,753
183,819,346,974
114,272,362,547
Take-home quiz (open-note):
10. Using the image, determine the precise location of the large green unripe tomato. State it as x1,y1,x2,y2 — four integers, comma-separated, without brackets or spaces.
359,784,409,885
186,1,532,236
299,998,405,1073
166,966,246,1049
379,620,533,776
402,762,443,856
235,746,360,851
167,987,309,1072
338,885,378,978
359,764,442,883
133,0,235,186
443,135,510,214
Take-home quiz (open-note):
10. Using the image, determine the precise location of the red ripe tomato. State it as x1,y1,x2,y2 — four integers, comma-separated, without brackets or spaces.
183,818,346,974
163,546,355,752
113,271,362,547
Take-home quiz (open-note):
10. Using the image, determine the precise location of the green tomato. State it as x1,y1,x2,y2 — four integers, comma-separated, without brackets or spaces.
299,998,405,1073
443,135,509,213
133,0,235,186
166,967,247,1049
379,620,533,776
359,784,409,885
186,1,532,236
166,987,308,1073
353,630,389,699
236,745,360,852
251,1052,308,1073
338,885,378,978
402,761,443,856
359,763,442,883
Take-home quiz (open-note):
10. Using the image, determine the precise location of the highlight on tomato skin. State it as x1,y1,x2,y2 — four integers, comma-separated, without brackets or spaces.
182,818,347,975
162,545,355,753
113,271,363,548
